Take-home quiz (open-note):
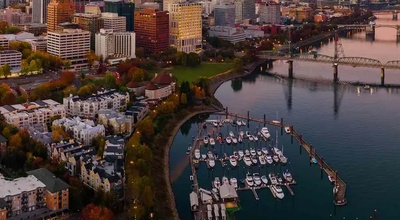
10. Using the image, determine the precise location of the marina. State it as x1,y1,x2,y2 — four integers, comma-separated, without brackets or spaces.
188,111,347,220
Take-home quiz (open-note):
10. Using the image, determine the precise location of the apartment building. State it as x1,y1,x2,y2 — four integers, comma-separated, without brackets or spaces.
63,89,130,119
101,12,126,32
52,117,105,146
98,109,133,135
0,168,69,219
0,99,65,130
95,29,136,59
0,37,8,50
145,73,176,100
73,13,104,50
47,28,90,71
0,50,21,69
125,102,150,124
214,4,235,27
259,2,281,24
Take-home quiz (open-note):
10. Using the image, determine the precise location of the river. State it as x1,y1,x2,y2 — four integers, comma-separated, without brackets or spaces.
170,14,400,220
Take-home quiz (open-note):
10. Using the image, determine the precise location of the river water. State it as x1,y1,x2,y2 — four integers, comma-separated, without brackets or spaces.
170,14,400,220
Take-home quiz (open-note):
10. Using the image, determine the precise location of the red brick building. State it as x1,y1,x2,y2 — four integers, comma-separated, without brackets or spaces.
134,9,169,53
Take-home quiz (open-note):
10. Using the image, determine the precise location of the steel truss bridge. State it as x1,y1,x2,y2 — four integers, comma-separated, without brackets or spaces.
257,51,400,69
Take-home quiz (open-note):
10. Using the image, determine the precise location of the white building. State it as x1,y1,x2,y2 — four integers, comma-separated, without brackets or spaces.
259,2,281,24
23,38,47,51
98,109,133,135
145,73,176,100
0,50,21,69
47,29,90,71
199,1,213,15
0,99,65,130
0,36,9,49
169,2,202,53
1,32,35,41
63,89,130,119
95,29,136,59
52,117,105,146
101,12,126,32
208,26,246,43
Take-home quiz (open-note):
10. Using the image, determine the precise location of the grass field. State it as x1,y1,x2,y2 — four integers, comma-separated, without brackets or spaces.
169,62,232,83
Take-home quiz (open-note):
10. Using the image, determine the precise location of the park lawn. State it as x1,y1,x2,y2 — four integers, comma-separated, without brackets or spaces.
170,62,233,83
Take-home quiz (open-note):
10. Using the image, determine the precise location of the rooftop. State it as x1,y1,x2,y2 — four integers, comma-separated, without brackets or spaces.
151,73,175,85
0,175,46,198
26,168,69,193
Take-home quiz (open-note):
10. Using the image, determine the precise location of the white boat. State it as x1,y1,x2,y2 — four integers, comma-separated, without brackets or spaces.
277,176,283,183
253,135,258,141
214,177,221,189
266,155,273,164
208,159,215,168
328,175,336,183
201,154,207,160
284,126,291,134
239,131,244,138
283,170,293,183
253,173,262,186
238,150,244,158
273,155,279,163
238,136,243,143
213,204,220,219
218,121,223,127
229,155,237,167
243,155,252,166
207,151,214,159
210,138,215,146
256,149,262,156
272,185,285,199
261,147,268,155
194,149,200,159
229,131,235,138
258,155,266,165
232,137,238,144
273,147,282,155
236,120,242,126
225,137,232,144
241,120,246,126
245,131,252,138
250,148,257,156
269,173,278,185
212,121,218,127
244,149,250,156
230,177,238,189
279,154,287,164
261,175,268,184
203,136,209,144
251,156,258,165
260,127,271,139
245,173,254,187
222,176,229,185
248,135,254,142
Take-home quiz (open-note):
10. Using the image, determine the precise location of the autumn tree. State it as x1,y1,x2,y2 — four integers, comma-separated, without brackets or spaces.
135,117,154,142
9,133,22,148
81,204,114,220
127,67,146,82
1,91,16,105
232,58,243,73
77,84,96,97
92,134,106,158
0,64,11,78
86,50,99,68
9,41,32,59
180,93,187,105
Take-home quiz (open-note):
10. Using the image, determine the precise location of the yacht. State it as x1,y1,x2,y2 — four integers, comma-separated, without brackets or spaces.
207,204,213,220
256,149,262,156
225,137,232,144
238,150,244,158
253,173,262,186
261,147,268,155
277,176,283,183
283,170,293,183
258,155,266,165
218,121,223,127
208,159,215,168
269,173,278,185
284,126,291,134
245,131,252,138
241,120,246,126
245,173,254,187
251,156,258,165
243,155,252,166
273,155,279,163
236,120,242,126
201,154,207,160
250,148,257,156
222,176,229,185
279,154,287,164
248,135,254,142
210,138,215,146
230,177,238,189
207,151,214,159
212,121,218,127
272,185,285,199
260,127,271,139
239,131,244,139
238,136,243,143
229,131,235,138
266,155,273,164
253,135,258,141
203,136,209,145
229,155,237,167
261,175,269,184
214,177,221,189
232,137,238,144
194,149,200,159
273,147,282,155
244,149,250,156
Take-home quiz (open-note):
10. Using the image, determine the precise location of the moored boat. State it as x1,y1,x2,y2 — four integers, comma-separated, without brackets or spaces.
201,154,207,160
203,136,209,145
253,173,262,186
214,177,221,189
229,155,237,167
245,173,254,187
258,155,266,165
328,175,335,183
194,149,200,159
256,149,262,156
241,120,246,126
283,170,293,183
272,185,285,199
222,176,229,185
238,150,244,158
236,120,242,126
253,135,258,141
243,155,252,166
239,131,244,138
245,131,251,138
284,126,291,134
207,151,214,159
208,159,215,168
269,173,278,185
251,156,258,165
225,137,232,144
273,155,279,163
250,148,257,156
232,137,238,144
212,121,218,127
248,135,254,142
279,154,287,164
210,138,215,146
261,147,268,155
260,127,271,139
261,175,268,184
230,177,238,189
266,155,273,164
229,131,235,138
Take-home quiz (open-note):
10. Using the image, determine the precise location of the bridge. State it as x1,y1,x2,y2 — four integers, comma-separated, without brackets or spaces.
373,10,398,20
337,24,400,39
256,32,400,85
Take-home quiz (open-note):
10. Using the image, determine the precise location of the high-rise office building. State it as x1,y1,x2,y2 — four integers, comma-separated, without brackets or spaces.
104,0,135,31
47,28,90,70
214,3,235,27
169,2,202,53
95,29,136,59
47,0,75,32
73,13,104,50
234,0,243,22
134,9,169,53
259,2,281,24
242,0,255,21
101,12,126,32
32,0,50,23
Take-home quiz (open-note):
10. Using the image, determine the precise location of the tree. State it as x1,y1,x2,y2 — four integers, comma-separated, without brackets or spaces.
63,60,71,69
86,51,99,68
104,72,118,89
180,93,187,105
232,58,243,73
136,117,154,141
8,134,22,148
1,91,16,105
127,67,147,82
9,41,32,59
81,204,114,220
93,134,106,158
77,84,96,97
2,64,11,78
28,60,39,72
0,21,8,34
187,52,201,67
175,51,187,66
135,47,145,58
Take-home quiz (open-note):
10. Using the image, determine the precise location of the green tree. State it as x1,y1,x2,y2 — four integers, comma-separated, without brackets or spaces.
175,51,187,66
28,60,39,72
180,93,187,105
0,21,8,34
86,50,99,68
93,134,106,158
104,72,118,89
187,52,201,67
63,60,71,69
2,64,11,78
5,26,21,34
232,58,243,73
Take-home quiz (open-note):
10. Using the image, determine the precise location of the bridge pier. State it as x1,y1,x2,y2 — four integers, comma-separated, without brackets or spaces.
288,60,293,79
333,63,338,83
365,25,375,37
397,28,400,42
380,67,385,86
393,11,398,21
